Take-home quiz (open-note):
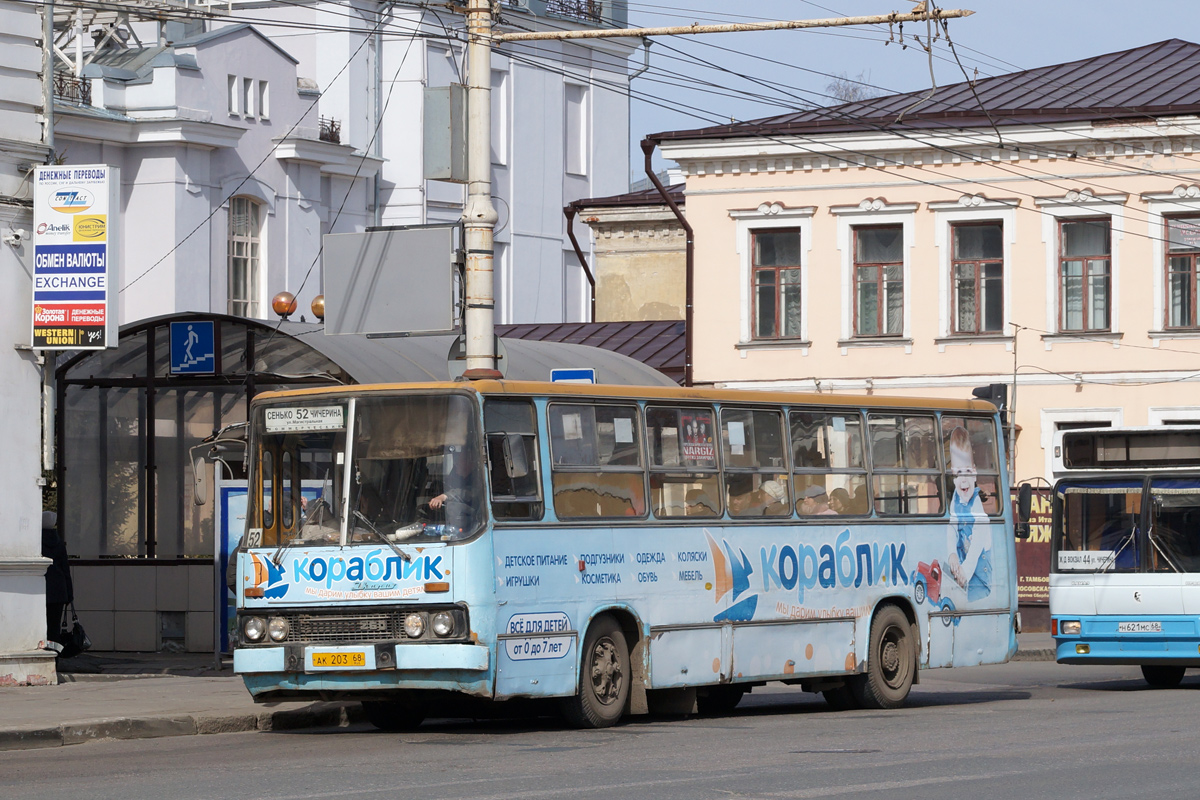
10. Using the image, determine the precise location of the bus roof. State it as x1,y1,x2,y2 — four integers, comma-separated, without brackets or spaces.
251,380,997,414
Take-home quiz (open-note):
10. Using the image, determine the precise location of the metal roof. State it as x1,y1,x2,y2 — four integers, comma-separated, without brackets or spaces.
652,39,1200,142
498,320,686,385
568,183,685,210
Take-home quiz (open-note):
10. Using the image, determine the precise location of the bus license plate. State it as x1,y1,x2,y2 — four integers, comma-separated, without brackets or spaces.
310,651,367,668
1118,621,1162,633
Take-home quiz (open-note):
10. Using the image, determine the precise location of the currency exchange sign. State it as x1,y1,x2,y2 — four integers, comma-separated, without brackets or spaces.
32,165,120,349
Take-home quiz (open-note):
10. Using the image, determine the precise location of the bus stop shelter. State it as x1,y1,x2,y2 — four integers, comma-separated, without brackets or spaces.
55,312,673,652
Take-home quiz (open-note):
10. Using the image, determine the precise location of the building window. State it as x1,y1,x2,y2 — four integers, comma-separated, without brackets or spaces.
854,225,903,336
752,229,802,339
1059,218,1110,332
564,83,587,176
228,75,238,115
242,77,254,118
257,80,270,120
951,222,1004,334
1166,216,1200,329
228,197,262,317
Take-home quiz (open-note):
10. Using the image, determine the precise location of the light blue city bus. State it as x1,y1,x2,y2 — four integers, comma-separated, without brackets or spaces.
1048,426,1200,686
233,381,1018,729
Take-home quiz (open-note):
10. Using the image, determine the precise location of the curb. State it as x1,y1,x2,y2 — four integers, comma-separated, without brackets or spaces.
0,702,363,752
1012,648,1056,662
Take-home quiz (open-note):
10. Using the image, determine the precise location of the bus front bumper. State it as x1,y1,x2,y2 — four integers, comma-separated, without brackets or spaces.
1053,615,1200,665
235,642,489,674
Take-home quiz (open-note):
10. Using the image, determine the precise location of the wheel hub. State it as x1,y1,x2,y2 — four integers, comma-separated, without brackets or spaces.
591,639,623,705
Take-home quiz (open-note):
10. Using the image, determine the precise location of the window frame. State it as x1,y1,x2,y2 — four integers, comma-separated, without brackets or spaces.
1057,216,1112,333
227,196,263,318
853,224,905,338
750,227,804,340
866,412,945,516
789,409,870,517
1164,215,1200,330
950,221,1005,335
719,406,791,519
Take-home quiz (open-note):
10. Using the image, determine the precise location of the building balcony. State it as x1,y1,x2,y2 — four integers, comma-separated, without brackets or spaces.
318,117,341,144
54,73,92,106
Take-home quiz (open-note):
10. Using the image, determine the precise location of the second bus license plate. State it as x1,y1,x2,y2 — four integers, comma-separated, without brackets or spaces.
310,650,368,669
1118,621,1162,633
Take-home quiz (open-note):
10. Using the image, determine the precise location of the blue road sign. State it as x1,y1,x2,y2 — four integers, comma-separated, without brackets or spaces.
170,320,216,374
550,368,596,384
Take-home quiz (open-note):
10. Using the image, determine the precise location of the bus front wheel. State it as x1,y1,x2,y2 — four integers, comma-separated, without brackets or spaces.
561,614,629,728
1141,664,1186,688
362,700,426,732
851,604,915,709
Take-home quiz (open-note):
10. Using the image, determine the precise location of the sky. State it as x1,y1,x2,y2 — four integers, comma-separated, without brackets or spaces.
621,0,1200,176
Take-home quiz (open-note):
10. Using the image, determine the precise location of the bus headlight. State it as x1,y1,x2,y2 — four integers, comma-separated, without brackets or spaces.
404,613,426,638
243,616,266,642
1062,620,1081,635
267,617,290,642
432,611,455,637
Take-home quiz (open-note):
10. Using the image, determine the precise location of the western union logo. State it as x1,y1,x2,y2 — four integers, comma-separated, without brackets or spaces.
73,216,106,241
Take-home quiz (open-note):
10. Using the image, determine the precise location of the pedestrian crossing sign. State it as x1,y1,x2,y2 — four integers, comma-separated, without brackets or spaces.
170,320,216,374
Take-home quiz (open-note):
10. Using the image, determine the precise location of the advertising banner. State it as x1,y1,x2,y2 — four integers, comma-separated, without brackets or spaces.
1012,487,1052,606
32,165,120,349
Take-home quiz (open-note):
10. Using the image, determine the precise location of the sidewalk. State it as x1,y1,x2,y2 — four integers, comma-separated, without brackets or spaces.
0,633,1057,752
0,651,362,752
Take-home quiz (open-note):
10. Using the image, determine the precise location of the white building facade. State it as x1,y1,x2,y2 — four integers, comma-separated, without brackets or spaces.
0,0,55,685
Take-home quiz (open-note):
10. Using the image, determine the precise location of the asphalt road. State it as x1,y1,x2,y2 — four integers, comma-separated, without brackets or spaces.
4,661,1199,800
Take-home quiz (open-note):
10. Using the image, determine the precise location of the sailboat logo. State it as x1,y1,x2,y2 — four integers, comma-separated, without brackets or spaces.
705,531,758,622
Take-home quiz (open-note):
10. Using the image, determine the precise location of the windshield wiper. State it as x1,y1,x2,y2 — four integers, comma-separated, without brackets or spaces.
1099,528,1138,572
353,510,412,563
1147,527,1182,573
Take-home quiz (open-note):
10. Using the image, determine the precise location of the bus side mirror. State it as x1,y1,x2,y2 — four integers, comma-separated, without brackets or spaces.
193,456,208,506
1015,483,1032,539
503,433,530,479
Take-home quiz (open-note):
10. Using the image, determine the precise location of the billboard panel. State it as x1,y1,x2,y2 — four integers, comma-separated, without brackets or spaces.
33,165,120,349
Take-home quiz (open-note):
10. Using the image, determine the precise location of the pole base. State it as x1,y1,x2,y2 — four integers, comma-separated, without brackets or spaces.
462,368,503,380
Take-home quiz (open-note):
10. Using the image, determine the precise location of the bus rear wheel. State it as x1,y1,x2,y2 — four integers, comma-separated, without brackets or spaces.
560,614,629,729
851,604,915,709
362,700,426,732
1141,664,1186,688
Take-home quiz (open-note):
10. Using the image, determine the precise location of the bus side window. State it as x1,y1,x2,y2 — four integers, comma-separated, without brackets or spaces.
260,448,275,541
548,403,646,519
646,405,721,519
721,408,790,518
790,410,869,516
868,414,943,516
484,399,544,521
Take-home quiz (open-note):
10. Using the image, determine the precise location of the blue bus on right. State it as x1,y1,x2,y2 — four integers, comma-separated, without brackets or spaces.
1046,426,1200,687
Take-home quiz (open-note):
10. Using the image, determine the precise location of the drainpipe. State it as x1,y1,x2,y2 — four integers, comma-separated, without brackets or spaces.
640,138,691,386
563,205,596,322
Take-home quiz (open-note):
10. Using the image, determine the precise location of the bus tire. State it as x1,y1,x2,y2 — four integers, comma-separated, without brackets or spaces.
1141,664,1186,688
822,684,860,711
852,604,915,709
561,614,629,729
697,685,746,715
362,700,426,732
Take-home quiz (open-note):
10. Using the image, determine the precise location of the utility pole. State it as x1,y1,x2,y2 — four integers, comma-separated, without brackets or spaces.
459,6,973,377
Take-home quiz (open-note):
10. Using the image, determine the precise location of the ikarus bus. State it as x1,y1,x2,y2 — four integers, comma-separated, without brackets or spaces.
1048,425,1200,686
233,381,1020,729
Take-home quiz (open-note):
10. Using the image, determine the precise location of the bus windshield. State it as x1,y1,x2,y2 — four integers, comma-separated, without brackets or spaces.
1055,480,1144,572
250,393,485,546
1147,478,1200,572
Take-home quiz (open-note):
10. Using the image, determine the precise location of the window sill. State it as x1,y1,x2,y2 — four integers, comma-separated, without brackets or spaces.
1149,329,1200,342
736,339,812,351
1040,331,1123,350
838,337,913,349
934,334,1015,352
